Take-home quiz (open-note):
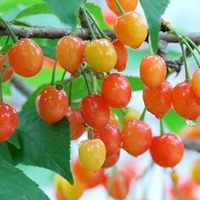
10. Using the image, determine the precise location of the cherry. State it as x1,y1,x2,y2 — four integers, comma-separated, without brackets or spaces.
87,122,122,157
106,0,138,16
56,36,85,73
85,39,117,72
0,52,7,67
0,65,14,82
80,94,110,131
8,38,44,77
105,170,131,200
102,149,120,168
112,39,128,72
102,6,117,27
150,132,184,168
192,69,200,98
36,86,68,124
140,54,167,89
0,103,18,142
101,73,132,109
143,81,173,119
122,119,152,157
191,159,200,184
110,110,121,129
79,139,106,172
179,123,200,139
65,106,76,137
172,81,200,121
55,190,69,200
114,11,147,49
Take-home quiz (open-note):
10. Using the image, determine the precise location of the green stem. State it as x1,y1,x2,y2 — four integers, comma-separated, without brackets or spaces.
4,36,10,45
80,7,97,40
84,5,110,40
160,119,165,135
183,35,200,55
56,76,74,90
61,70,67,82
89,128,94,139
0,15,18,44
180,42,190,82
68,81,73,106
88,69,97,94
0,65,7,103
120,108,127,115
113,0,125,15
81,65,92,95
139,108,146,121
11,19,36,27
51,61,57,86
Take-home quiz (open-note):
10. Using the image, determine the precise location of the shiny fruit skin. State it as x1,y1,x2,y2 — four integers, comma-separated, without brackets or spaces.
55,190,69,200
105,170,131,200
143,81,173,119
0,65,14,82
80,94,110,131
112,39,128,72
79,139,106,172
150,132,184,168
8,38,44,77
114,11,147,49
56,36,85,73
102,149,120,168
192,159,200,184
110,110,120,129
101,73,132,109
140,55,167,89
192,69,200,98
0,53,7,67
65,106,76,137
122,119,152,157
0,103,18,142
103,7,117,27
88,122,122,157
85,39,117,73
121,108,142,125
106,0,138,16
172,82,200,121
36,86,68,124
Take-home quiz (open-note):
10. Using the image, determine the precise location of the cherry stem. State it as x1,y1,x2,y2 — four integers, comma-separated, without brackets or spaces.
88,69,97,94
160,119,165,135
89,128,94,139
51,60,57,86
84,5,111,40
0,15,18,44
120,107,127,115
113,0,125,15
81,65,92,95
80,7,97,40
68,80,73,106
4,36,10,45
139,108,146,121
0,65,7,103
148,35,155,54
61,70,67,82
56,76,74,90
183,35,200,55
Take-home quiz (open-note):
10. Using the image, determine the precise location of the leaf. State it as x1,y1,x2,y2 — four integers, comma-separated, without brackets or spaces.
126,76,145,91
0,143,13,164
140,0,170,53
2,80,12,96
14,3,53,19
0,44,12,54
42,0,85,31
0,158,50,200
9,106,73,185
7,133,21,149
86,3,111,30
40,46,56,60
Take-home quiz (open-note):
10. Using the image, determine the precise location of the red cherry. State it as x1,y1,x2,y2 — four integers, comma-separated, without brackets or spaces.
172,81,200,121
101,73,132,109
122,119,152,157
0,103,18,142
65,106,76,137
102,149,120,168
36,86,68,124
143,81,173,119
150,132,184,168
80,94,110,131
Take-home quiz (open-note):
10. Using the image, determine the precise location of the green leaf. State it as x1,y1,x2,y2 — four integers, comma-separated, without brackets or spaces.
86,3,111,30
0,158,50,200
0,143,13,164
140,0,170,53
126,76,145,91
14,3,53,19
2,80,12,96
7,133,21,149
40,46,56,60
9,106,73,185
42,0,85,31
0,44,12,54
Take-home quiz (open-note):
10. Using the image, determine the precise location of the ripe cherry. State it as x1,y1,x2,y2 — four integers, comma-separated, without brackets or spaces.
0,65,14,82
191,159,200,184
85,39,117,72
172,81,200,121
56,36,85,73
80,94,110,131
0,103,18,142
106,0,138,16
36,86,68,124
101,73,132,109
140,54,167,89
102,6,117,27
102,149,120,168
192,69,200,98
112,39,128,72
55,190,69,200
110,110,121,129
150,132,184,168
8,38,44,77
79,139,106,172
65,106,76,137
88,122,122,157
0,52,7,67
114,11,147,49
122,119,152,157
143,81,173,119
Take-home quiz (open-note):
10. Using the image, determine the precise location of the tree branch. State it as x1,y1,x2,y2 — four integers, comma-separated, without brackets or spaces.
182,138,200,152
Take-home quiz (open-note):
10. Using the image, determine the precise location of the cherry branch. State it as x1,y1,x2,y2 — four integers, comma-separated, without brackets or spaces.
182,138,200,152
